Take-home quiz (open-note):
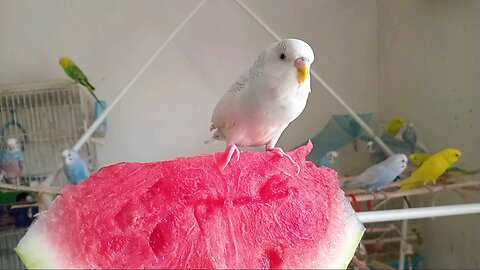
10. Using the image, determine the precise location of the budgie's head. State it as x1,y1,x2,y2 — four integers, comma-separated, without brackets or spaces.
439,148,462,165
261,39,314,84
62,149,81,165
59,57,74,68
408,152,430,167
6,137,19,152
384,154,408,172
326,151,338,164
390,117,403,127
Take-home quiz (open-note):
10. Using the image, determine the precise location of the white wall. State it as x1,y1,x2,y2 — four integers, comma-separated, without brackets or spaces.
0,0,378,166
378,1,480,268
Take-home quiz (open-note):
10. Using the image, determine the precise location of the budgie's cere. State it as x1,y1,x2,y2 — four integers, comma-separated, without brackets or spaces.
400,148,461,191
385,117,404,136
0,138,23,185
62,149,89,185
59,56,102,105
209,39,314,172
342,154,407,191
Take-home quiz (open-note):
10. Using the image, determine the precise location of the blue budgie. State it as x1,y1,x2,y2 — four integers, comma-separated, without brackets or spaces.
0,138,23,185
401,123,417,152
318,151,338,168
342,154,408,191
62,149,89,185
367,141,388,164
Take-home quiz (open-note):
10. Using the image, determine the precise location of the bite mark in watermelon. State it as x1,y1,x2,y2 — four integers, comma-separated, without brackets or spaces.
16,142,364,269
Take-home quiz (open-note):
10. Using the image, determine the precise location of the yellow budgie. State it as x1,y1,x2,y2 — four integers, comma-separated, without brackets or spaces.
385,117,404,136
408,153,432,167
399,148,461,191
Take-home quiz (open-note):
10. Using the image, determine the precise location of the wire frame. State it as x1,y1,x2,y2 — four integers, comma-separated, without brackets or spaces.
0,228,27,269
0,80,98,186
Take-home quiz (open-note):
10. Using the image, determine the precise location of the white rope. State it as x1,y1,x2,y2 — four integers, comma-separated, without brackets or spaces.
41,0,208,187
73,0,208,152
233,0,394,156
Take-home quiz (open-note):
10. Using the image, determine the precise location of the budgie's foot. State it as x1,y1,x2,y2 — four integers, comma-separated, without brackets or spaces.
220,144,240,170
267,147,300,175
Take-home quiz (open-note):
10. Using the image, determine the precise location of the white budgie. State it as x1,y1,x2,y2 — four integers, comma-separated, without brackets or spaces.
342,154,408,191
209,39,314,172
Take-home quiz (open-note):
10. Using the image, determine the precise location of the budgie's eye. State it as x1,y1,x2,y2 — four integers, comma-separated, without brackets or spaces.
280,53,286,60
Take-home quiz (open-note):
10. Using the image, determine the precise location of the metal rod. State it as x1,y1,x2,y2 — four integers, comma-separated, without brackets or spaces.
40,0,208,187
233,0,394,156
357,203,480,223
398,200,409,270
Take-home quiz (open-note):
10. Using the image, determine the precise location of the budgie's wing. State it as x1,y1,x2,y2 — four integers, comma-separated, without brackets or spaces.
343,165,384,189
66,65,94,91
82,162,90,178
72,65,87,81
211,72,249,132
365,168,399,191
400,156,445,190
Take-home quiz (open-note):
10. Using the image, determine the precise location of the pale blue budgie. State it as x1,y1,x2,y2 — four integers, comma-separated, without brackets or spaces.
342,154,408,191
318,151,338,168
62,149,89,185
401,123,417,152
0,138,23,185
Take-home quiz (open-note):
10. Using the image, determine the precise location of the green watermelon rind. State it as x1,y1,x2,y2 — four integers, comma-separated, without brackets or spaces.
329,204,365,269
15,223,65,269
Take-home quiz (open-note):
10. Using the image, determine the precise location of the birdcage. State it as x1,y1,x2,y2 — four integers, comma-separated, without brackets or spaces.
0,228,27,269
0,80,99,187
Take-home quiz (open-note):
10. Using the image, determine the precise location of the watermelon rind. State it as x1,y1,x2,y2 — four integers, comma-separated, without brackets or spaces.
327,199,365,269
15,222,64,269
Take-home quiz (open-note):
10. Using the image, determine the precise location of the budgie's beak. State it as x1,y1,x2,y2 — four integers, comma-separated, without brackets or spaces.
295,57,308,83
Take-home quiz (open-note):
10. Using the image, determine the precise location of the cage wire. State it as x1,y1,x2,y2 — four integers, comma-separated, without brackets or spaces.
0,228,27,269
0,80,99,187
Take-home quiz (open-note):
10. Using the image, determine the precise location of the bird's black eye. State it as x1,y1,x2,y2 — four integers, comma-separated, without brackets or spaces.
280,53,286,60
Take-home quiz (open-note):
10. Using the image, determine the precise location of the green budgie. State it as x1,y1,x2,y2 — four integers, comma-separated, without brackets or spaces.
59,56,102,105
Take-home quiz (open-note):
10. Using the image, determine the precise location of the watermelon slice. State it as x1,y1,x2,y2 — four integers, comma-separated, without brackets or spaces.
16,142,364,269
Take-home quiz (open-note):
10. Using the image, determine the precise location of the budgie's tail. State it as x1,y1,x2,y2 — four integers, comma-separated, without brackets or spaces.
399,176,423,191
83,80,95,92
88,90,106,109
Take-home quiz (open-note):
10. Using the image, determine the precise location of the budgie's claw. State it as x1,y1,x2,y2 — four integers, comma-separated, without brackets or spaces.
267,147,301,175
220,144,240,170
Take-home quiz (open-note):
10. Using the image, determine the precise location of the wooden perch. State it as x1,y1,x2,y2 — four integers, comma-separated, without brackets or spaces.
343,174,480,203
0,182,62,194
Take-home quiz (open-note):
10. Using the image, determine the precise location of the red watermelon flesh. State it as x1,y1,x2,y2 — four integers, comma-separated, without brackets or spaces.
16,142,364,269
